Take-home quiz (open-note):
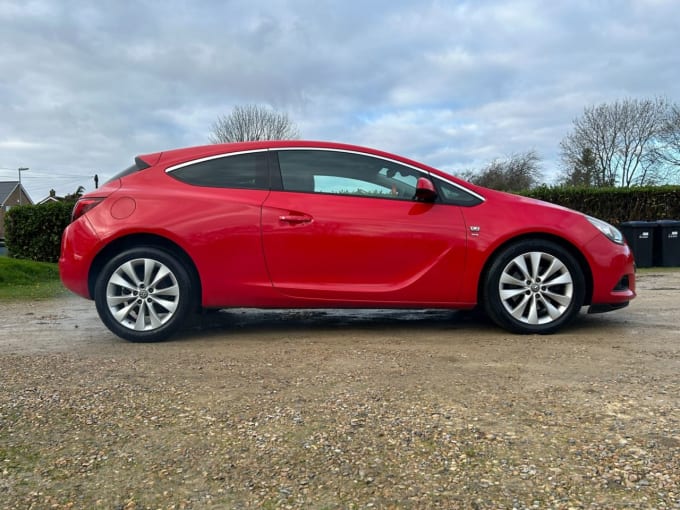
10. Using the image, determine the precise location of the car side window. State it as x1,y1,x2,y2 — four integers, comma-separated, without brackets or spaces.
434,177,484,206
276,150,421,200
167,151,269,189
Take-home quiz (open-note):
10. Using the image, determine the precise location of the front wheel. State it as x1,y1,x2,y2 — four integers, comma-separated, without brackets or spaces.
483,240,585,334
94,247,194,342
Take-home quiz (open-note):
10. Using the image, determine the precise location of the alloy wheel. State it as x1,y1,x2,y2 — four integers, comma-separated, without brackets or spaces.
498,251,574,325
106,258,180,331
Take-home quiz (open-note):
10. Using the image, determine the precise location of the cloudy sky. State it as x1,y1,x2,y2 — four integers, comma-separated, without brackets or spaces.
1,0,679,202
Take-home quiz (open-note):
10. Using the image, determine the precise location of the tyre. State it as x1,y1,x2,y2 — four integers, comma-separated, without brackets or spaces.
94,247,194,342
483,240,585,334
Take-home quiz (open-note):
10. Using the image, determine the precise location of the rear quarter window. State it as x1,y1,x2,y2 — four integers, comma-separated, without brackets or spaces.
168,152,269,189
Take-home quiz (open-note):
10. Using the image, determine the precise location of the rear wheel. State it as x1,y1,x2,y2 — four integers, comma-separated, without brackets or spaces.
94,247,194,342
483,240,585,334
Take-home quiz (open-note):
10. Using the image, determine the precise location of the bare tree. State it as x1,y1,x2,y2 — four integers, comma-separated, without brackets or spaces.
657,103,680,167
560,97,669,187
209,104,300,143
460,151,542,192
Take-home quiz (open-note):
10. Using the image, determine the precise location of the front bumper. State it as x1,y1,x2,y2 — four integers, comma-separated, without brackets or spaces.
584,234,636,307
588,301,630,314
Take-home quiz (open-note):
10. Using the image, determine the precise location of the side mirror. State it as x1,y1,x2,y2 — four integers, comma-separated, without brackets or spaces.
415,177,437,202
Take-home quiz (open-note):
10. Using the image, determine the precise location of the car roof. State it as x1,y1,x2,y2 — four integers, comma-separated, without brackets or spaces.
137,140,433,172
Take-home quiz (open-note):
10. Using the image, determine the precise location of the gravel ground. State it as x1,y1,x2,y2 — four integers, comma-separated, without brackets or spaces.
0,271,678,509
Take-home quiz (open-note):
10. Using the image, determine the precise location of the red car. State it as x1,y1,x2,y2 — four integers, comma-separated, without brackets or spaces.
59,141,635,342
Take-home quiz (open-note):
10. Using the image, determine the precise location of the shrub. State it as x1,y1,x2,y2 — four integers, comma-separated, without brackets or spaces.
4,201,74,262
524,185,680,225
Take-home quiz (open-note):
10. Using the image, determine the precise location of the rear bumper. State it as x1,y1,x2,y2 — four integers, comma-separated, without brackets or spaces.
59,217,101,299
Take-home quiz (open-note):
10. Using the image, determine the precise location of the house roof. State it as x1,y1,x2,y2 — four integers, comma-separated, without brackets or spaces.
37,195,65,204
0,181,19,206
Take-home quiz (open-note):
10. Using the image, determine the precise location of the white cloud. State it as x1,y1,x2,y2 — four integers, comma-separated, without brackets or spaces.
0,139,47,150
1,0,679,200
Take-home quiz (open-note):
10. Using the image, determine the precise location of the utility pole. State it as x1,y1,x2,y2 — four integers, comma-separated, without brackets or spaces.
17,167,29,205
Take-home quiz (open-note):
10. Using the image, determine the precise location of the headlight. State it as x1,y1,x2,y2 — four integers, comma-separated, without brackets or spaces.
586,215,624,245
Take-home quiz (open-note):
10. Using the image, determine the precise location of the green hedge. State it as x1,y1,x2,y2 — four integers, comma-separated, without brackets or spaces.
524,185,680,226
3,186,679,263
4,201,74,262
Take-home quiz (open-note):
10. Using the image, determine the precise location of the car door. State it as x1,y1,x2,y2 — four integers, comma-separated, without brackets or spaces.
260,149,468,305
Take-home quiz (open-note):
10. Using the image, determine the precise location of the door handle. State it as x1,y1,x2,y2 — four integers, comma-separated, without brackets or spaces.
279,214,313,224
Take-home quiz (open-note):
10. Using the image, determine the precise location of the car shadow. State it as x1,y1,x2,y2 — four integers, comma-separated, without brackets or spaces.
171,306,631,343
179,308,495,339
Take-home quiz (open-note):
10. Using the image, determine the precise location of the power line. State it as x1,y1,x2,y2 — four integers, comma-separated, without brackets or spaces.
0,169,97,180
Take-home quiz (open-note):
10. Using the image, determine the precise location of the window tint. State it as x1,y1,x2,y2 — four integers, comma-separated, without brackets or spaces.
377,166,419,188
277,150,422,200
168,152,268,189
434,178,483,206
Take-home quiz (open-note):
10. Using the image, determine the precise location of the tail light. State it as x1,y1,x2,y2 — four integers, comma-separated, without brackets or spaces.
71,197,105,222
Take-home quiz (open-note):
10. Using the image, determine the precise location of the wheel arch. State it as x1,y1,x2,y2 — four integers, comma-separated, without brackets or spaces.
477,233,594,306
88,233,202,308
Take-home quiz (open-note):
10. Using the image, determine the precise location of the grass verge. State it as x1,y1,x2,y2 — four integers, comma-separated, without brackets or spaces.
0,256,67,300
